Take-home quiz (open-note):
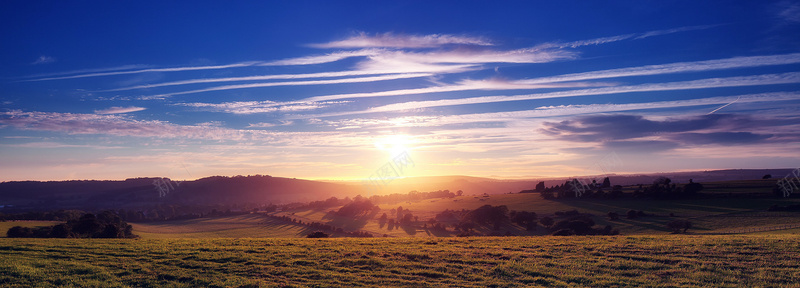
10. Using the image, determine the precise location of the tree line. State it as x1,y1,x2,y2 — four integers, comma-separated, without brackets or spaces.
6,211,136,238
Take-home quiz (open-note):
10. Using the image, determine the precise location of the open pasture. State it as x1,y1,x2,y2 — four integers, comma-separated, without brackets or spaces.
1,235,799,287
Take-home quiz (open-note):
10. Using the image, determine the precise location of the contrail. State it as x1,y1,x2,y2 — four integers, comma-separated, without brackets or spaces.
706,96,740,115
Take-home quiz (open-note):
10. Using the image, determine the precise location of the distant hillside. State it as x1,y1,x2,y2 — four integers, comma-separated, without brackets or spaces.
334,169,794,196
0,175,354,211
1,169,792,212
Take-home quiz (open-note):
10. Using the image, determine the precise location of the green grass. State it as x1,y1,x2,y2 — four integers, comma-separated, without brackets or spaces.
1,235,799,287
131,214,314,239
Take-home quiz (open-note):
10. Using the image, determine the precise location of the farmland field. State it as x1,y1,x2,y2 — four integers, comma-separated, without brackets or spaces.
130,214,313,239
1,235,799,287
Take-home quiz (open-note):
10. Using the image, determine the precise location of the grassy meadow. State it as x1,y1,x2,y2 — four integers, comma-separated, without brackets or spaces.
275,184,800,237
2,179,800,287
2,235,799,287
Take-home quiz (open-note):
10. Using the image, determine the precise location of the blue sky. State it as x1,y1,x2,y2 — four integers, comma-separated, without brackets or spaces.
1,1,799,181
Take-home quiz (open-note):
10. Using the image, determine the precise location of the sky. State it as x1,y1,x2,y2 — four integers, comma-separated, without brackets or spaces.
1,0,799,182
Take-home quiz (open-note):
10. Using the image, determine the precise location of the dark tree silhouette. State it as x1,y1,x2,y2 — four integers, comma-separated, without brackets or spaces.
601,177,611,188
535,181,545,192
667,220,692,233
306,231,329,238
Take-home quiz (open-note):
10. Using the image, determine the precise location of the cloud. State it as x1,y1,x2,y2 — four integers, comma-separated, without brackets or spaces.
313,72,800,117
108,64,475,92
539,113,783,150
261,49,380,66
0,110,246,140
549,34,637,49
142,73,433,99
94,106,147,114
777,1,800,24
247,121,294,128
602,140,680,152
25,62,261,82
516,53,800,84
1,142,126,149
309,32,493,48
288,53,800,108
634,24,721,39
304,78,606,102
538,25,720,49
313,92,800,129
31,55,56,65
177,100,348,114
669,132,773,145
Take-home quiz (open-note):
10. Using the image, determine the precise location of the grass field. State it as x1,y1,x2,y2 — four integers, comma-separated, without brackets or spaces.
130,214,313,239
1,235,799,287
278,191,800,237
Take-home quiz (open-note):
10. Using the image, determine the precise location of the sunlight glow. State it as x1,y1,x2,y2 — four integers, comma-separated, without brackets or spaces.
374,134,413,156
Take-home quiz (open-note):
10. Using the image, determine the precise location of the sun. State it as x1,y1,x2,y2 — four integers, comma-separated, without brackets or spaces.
374,134,412,156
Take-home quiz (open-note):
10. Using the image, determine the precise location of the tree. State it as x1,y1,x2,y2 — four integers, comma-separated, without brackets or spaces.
72,214,102,237
465,205,509,229
306,231,329,238
535,181,545,192
540,190,555,200
667,220,692,234
654,177,671,186
401,213,414,225
98,224,121,238
683,180,704,195
601,177,611,188
50,224,72,238
456,190,463,196
6,226,33,238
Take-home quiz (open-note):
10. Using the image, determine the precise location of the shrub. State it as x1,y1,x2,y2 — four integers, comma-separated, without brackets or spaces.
6,226,33,238
666,220,692,234
306,231,329,238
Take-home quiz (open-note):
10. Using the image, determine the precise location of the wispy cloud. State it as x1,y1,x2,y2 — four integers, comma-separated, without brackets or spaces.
776,1,800,24
31,55,56,65
261,49,380,66
247,121,294,128
94,106,146,114
2,142,127,149
315,72,800,117
634,24,721,39
177,100,349,114
540,113,785,150
294,54,800,103
304,78,610,102
0,110,377,150
141,73,433,99
0,110,244,140
107,65,475,92
317,92,800,129
25,62,262,82
539,25,720,49
516,53,800,84
309,32,493,48
549,34,637,48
